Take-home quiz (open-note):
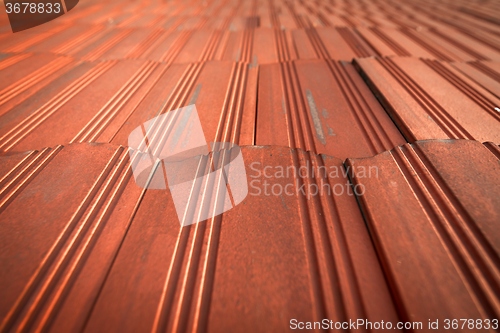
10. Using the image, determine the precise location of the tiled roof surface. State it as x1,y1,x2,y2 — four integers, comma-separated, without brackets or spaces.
0,0,499,332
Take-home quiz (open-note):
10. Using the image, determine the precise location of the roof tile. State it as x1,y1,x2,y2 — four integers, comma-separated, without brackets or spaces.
355,56,500,143
346,139,500,322
257,59,405,158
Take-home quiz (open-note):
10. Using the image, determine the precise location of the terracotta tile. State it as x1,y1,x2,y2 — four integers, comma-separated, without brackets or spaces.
451,61,500,98
355,56,500,143
257,59,405,159
347,139,500,323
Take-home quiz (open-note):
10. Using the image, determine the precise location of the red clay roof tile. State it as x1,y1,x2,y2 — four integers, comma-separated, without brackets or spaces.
346,139,500,323
256,59,405,158
354,56,500,143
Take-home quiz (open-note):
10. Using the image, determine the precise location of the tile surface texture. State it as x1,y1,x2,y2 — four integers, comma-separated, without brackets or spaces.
0,0,499,331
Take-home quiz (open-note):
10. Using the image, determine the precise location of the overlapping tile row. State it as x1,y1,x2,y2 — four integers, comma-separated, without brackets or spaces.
0,57,258,153
3,24,500,63
0,0,498,160
10,53,499,158
0,143,398,332
2,26,377,63
347,139,500,326
0,55,407,159
2,0,500,62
